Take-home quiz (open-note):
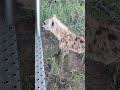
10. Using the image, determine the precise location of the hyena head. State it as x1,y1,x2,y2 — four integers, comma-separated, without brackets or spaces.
42,14,68,32
42,14,58,31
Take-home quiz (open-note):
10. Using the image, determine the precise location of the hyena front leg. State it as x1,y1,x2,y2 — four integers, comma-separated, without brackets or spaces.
59,40,69,58
61,48,69,58
59,41,69,76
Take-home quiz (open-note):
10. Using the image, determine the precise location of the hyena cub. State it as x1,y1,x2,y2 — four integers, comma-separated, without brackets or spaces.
42,15,85,56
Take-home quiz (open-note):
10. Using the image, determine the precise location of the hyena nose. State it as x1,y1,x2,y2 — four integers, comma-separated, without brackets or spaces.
42,22,45,27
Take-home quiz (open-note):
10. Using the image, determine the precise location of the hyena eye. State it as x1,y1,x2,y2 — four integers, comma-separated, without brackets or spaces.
43,22,46,25
52,21,54,26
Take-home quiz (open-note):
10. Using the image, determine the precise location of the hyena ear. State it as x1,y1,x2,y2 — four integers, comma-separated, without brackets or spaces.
53,14,57,18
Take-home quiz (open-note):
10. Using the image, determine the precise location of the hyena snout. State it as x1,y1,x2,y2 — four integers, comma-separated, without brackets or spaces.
41,21,46,28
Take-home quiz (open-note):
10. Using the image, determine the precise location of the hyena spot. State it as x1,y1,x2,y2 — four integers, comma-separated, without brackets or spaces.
80,40,84,43
75,38,77,41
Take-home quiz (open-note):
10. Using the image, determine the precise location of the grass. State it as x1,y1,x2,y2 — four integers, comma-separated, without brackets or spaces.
41,0,85,90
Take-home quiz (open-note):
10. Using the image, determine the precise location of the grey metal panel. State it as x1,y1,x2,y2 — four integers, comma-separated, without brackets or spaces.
0,25,21,90
35,0,46,89
35,33,46,90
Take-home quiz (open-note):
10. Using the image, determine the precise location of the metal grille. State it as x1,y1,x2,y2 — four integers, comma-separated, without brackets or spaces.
0,25,21,90
35,33,46,90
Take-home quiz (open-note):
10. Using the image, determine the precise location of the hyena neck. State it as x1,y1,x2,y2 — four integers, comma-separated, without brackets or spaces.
50,27,72,40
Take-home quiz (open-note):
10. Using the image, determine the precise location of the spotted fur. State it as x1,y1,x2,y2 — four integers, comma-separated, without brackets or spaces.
42,15,85,56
